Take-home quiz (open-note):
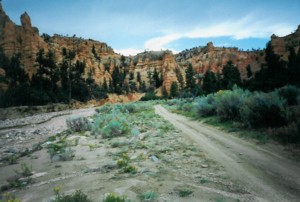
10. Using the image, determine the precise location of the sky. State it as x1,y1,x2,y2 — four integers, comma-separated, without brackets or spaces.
2,0,300,56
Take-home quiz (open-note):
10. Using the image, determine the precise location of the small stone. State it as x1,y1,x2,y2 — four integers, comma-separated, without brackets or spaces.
201,164,209,168
130,155,138,160
239,153,243,155
150,155,159,162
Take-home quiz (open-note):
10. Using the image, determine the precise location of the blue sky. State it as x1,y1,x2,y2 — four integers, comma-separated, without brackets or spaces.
2,0,300,55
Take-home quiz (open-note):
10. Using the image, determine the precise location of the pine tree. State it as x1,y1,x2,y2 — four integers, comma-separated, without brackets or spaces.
246,65,253,78
162,86,169,99
137,72,141,84
152,67,161,88
288,46,300,85
175,68,184,90
170,81,179,98
202,70,218,94
61,47,76,103
221,61,241,89
185,63,196,94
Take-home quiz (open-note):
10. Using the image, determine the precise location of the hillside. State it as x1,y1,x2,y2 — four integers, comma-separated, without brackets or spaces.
0,3,299,106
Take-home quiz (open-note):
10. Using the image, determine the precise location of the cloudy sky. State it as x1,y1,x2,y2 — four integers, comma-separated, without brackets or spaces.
2,0,300,55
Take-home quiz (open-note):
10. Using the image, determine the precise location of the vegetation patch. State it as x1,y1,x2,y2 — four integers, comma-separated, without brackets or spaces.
165,85,300,144
139,191,158,202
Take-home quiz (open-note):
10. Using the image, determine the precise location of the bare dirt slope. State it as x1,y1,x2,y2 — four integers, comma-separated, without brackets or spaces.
155,105,300,202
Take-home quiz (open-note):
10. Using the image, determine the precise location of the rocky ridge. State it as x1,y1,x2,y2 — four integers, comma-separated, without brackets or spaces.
0,3,299,94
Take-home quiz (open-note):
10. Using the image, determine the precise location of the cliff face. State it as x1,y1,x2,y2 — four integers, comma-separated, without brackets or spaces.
0,4,299,95
176,42,265,79
271,25,300,60
0,5,44,78
0,4,118,84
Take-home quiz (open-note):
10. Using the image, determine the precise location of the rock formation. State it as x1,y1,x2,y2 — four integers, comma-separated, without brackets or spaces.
271,25,300,60
176,42,265,79
0,3,299,96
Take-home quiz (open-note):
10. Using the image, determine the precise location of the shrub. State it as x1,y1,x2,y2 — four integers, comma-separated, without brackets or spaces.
96,104,112,114
51,189,92,202
268,122,300,144
195,94,216,117
102,193,128,202
66,116,91,132
116,153,137,174
92,107,129,138
240,92,287,128
101,119,129,138
122,103,136,113
0,193,20,202
276,85,300,106
140,91,159,101
139,191,158,202
178,189,193,197
214,87,249,121
47,141,75,161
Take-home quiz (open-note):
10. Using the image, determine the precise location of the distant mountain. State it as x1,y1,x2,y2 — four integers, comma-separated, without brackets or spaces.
0,3,299,106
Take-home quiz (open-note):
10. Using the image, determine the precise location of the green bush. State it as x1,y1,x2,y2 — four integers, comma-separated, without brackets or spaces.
101,120,129,138
214,87,249,121
139,191,158,202
102,193,128,202
140,91,160,101
268,122,300,144
47,140,75,161
92,106,130,138
51,189,92,202
240,92,287,128
195,94,216,117
122,103,136,113
96,104,113,114
66,116,91,132
276,85,300,106
178,189,193,197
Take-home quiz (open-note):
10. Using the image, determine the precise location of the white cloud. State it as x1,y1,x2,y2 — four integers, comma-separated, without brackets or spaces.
144,33,182,51
142,14,294,52
115,48,144,56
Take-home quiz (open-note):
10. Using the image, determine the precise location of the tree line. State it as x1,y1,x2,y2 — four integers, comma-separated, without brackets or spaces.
1,40,300,107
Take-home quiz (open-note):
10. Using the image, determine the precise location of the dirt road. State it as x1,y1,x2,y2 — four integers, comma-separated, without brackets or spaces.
155,105,300,202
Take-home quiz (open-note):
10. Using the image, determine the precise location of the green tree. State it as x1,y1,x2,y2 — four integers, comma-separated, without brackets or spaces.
102,77,108,92
175,68,184,90
170,81,179,98
202,70,218,94
62,47,76,103
185,63,196,94
32,49,60,102
137,72,141,84
129,71,134,80
288,47,300,86
152,67,162,88
141,80,147,92
162,86,169,99
0,52,35,107
221,61,241,89
246,65,253,78
120,55,126,67
251,41,288,91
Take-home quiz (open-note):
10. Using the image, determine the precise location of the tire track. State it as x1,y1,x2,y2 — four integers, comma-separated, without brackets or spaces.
155,105,300,202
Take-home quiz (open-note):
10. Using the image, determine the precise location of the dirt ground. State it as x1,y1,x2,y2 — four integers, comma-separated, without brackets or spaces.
155,105,300,202
0,103,299,201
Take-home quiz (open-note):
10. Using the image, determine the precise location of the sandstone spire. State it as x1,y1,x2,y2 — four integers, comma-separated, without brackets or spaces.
21,12,32,28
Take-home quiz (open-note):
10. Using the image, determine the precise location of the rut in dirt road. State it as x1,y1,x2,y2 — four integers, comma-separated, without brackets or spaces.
155,105,300,202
